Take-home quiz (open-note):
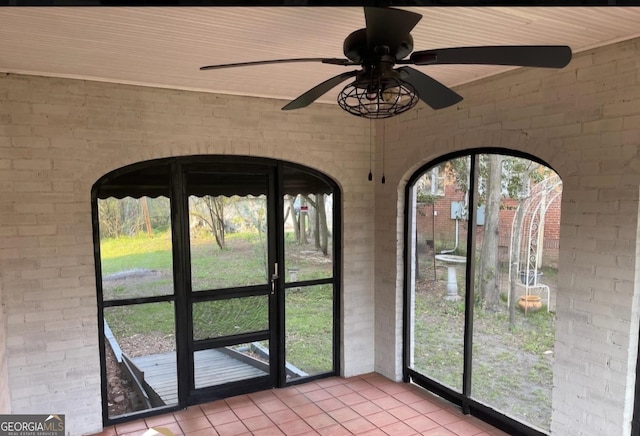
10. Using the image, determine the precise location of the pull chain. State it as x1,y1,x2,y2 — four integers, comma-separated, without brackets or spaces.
368,118,373,181
381,120,386,184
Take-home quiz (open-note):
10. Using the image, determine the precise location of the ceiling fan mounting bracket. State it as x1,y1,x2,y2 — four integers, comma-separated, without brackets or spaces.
343,28,414,64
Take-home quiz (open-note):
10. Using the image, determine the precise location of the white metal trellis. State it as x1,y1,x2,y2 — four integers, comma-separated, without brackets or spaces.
507,174,562,312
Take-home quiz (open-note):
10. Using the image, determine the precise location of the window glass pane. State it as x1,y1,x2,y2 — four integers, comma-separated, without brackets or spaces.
194,342,270,389
285,284,334,381
284,193,334,282
416,165,445,197
189,194,269,291
409,153,560,431
471,154,559,432
99,197,174,300
192,296,269,341
282,164,334,283
409,157,469,392
104,302,177,418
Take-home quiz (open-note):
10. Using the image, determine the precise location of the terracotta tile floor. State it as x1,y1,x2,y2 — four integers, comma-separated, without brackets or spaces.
89,373,511,436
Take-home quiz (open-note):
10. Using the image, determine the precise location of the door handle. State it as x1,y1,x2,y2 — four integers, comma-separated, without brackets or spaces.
270,262,279,295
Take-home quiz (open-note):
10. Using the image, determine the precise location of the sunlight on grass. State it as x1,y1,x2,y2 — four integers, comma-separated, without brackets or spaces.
105,302,175,338
100,229,334,374
101,232,173,259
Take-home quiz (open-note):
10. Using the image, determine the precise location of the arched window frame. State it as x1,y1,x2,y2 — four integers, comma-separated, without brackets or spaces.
402,148,558,436
92,155,342,426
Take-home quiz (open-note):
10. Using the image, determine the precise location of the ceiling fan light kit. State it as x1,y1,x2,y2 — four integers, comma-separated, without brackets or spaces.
200,7,573,119
337,75,419,119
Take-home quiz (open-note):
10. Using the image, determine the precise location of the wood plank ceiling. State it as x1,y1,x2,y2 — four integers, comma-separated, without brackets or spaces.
2,7,640,107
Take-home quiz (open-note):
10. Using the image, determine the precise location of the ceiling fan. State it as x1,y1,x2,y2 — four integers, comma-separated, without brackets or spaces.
200,7,572,119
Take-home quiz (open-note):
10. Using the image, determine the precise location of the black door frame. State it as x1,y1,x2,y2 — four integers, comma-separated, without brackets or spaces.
94,155,341,426
179,161,279,405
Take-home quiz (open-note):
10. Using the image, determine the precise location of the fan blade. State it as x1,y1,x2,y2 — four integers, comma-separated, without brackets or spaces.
364,7,422,50
200,58,354,71
410,46,572,68
398,67,463,110
282,70,359,111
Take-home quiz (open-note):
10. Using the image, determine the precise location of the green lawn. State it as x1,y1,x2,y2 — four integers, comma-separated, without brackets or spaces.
192,296,268,339
285,284,334,374
412,280,555,432
100,232,173,275
101,230,333,376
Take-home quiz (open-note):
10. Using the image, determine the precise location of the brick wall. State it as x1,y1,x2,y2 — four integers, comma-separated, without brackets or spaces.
0,279,10,413
375,37,640,436
416,186,562,265
0,74,376,434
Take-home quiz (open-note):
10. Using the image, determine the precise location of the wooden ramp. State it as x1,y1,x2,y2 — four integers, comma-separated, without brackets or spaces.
131,349,268,405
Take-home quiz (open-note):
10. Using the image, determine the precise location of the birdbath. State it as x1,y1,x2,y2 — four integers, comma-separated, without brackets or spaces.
434,254,467,301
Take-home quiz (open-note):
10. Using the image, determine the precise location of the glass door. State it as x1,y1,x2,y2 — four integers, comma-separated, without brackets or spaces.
404,152,560,434
185,167,278,399
281,165,338,383
94,157,340,424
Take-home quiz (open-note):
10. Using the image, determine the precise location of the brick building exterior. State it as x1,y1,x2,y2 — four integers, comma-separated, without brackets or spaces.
416,181,562,266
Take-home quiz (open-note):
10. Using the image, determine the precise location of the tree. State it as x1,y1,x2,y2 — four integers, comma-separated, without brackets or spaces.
478,155,503,311
446,154,549,313
232,196,269,278
98,197,123,239
288,195,300,242
303,194,329,255
140,197,152,237
98,197,144,239
299,196,309,244
191,195,226,249
316,194,329,255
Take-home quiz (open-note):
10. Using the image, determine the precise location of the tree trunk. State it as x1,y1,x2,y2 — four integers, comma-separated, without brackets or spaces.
141,196,153,237
303,194,320,249
283,204,291,223
289,195,300,243
204,196,225,250
316,194,329,255
314,195,321,249
478,155,503,311
299,196,308,244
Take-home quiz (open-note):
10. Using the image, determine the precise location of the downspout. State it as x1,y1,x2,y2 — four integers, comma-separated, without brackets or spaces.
440,218,459,254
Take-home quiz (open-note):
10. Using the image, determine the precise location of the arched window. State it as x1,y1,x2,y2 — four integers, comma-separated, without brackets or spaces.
404,150,561,435
93,156,341,425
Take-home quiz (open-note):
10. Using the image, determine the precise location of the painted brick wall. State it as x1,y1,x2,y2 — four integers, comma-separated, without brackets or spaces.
0,279,10,413
0,74,376,434
375,38,640,436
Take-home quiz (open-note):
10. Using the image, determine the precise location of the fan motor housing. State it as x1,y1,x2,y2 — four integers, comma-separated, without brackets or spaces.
343,28,414,63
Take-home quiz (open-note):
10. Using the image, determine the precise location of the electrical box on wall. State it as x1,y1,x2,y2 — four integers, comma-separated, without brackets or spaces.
451,201,465,219
450,201,485,225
